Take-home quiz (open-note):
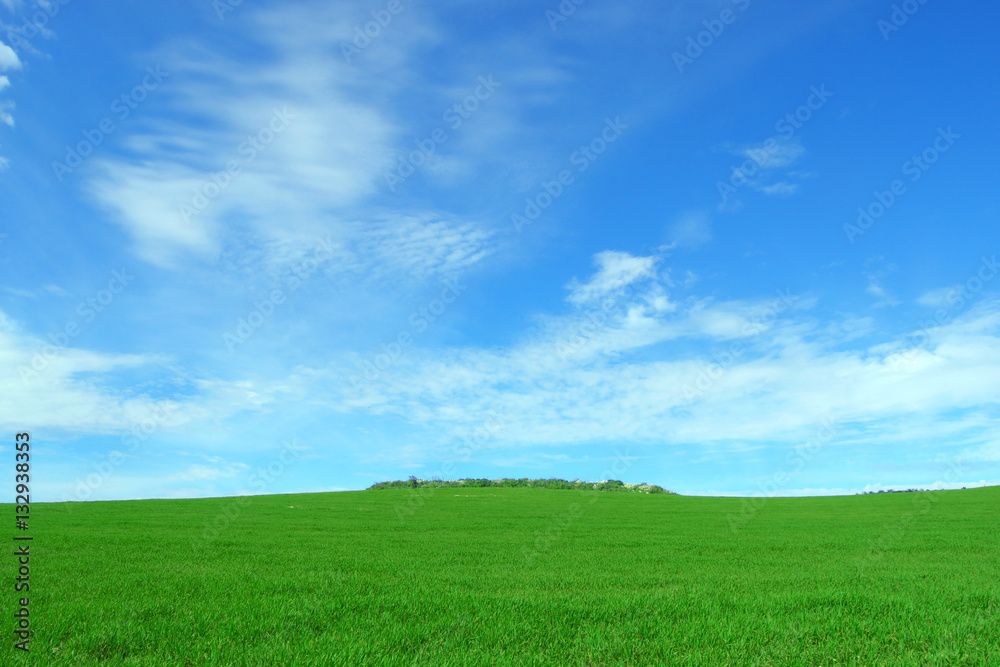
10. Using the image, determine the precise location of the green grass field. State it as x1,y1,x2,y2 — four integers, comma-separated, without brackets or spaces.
5,485,999,666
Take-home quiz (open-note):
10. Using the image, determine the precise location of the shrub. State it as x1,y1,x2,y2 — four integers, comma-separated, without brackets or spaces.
367,478,677,495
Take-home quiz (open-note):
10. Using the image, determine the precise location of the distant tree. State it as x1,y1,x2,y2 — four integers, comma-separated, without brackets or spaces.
366,477,677,495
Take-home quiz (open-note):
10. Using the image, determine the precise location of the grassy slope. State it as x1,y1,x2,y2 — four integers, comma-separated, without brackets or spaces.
4,486,999,666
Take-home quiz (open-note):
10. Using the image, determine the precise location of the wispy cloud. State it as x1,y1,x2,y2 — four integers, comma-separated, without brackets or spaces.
566,251,660,305
0,309,283,436
0,99,12,127
739,136,805,170
720,136,808,201
758,181,799,197
319,253,1000,462
166,460,250,482
866,279,900,308
84,0,530,289
865,259,900,308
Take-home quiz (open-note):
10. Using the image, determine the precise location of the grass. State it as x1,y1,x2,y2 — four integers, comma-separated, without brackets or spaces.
4,485,999,665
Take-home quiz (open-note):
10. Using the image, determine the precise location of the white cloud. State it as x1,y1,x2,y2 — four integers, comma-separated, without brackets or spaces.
166,461,250,482
85,0,502,285
740,137,804,170
87,162,221,264
566,250,660,305
0,39,20,71
317,256,1000,460
0,75,10,91
866,280,899,308
0,309,286,436
348,215,495,283
865,268,900,308
726,137,807,199
0,100,13,127
863,259,900,308
758,181,799,197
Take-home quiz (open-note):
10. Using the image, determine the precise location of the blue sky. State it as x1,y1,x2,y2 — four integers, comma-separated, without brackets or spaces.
2,0,999,501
